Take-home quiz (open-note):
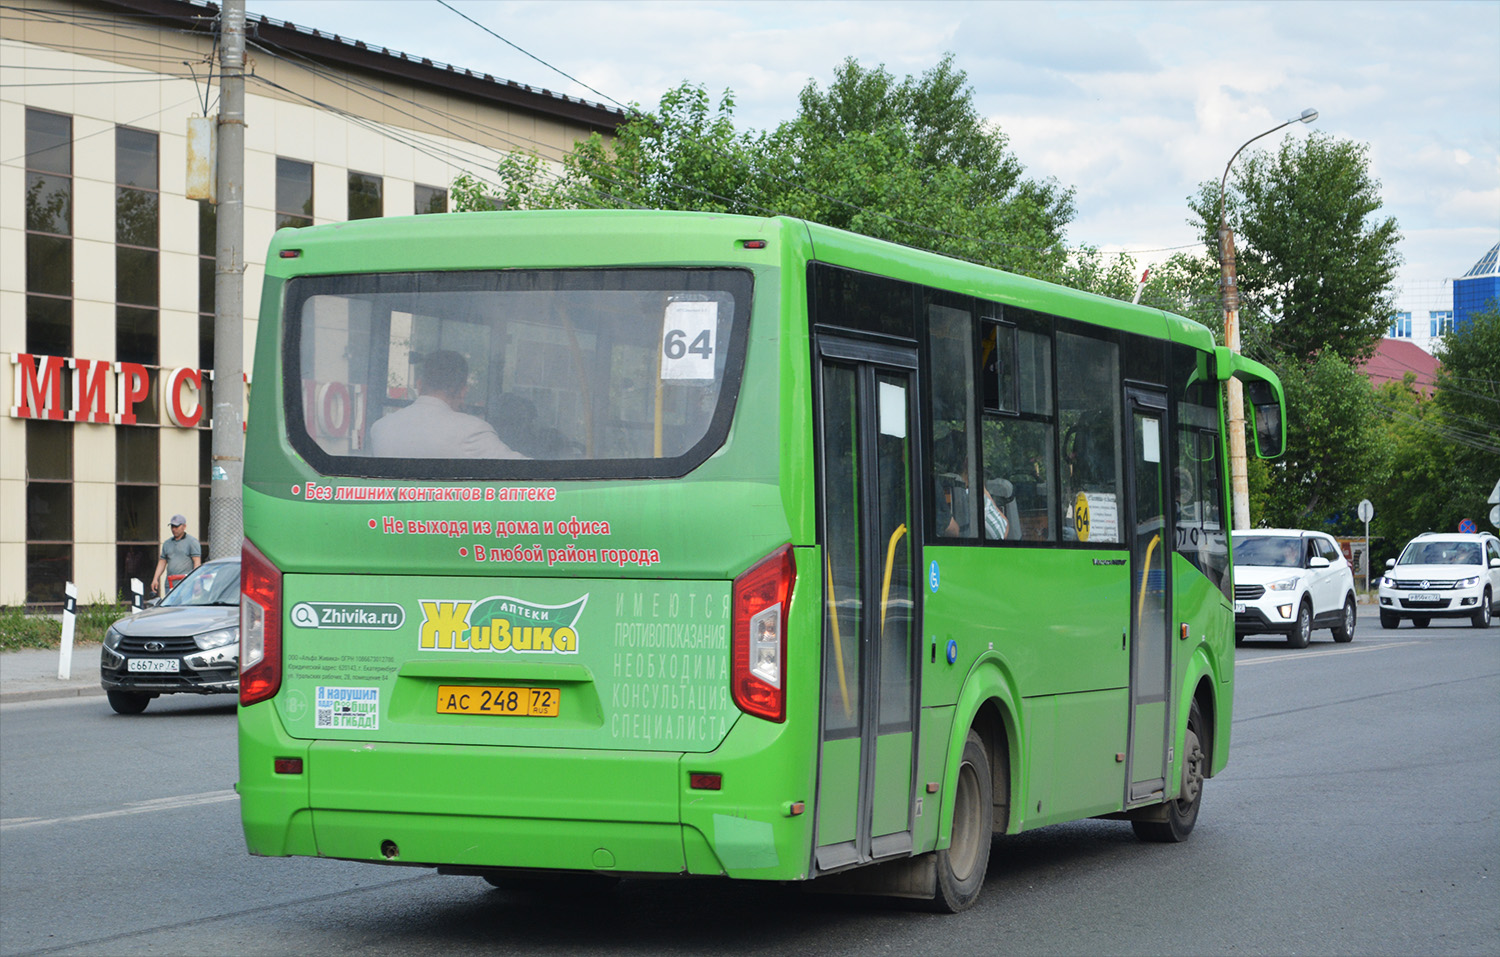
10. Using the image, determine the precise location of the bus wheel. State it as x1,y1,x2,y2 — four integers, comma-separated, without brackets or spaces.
1133,701,1205,844
931,730,993,913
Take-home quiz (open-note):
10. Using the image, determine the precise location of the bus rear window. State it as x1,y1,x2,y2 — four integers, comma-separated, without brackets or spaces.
284,268,752,479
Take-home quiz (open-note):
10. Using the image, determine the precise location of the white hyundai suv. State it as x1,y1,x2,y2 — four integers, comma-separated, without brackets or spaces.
1378,532,1500,629
1232,529,1358,647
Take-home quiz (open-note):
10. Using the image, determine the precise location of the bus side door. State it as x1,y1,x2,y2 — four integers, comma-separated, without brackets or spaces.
1126,388,1172,804
813,337,921,871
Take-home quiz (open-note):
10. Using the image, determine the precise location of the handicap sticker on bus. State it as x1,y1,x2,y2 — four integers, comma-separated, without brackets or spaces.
929,560,940,593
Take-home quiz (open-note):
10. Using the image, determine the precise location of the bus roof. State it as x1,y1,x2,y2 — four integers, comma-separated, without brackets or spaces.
265,209,1216,353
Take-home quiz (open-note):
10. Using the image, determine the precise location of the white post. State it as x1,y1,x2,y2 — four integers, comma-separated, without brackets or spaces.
58,582,77,680
131,577,144,612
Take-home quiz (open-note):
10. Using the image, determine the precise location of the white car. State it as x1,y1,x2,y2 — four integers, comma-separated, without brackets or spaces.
1232,529,1358,647
1378,532,1500,629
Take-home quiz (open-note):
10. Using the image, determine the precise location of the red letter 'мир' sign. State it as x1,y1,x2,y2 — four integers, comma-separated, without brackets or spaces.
8,352,217,428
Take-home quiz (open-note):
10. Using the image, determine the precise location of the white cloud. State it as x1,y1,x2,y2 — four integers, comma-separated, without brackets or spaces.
249,0,1499,304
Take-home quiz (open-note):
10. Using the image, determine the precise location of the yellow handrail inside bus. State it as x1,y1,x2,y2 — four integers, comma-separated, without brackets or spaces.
880,523,908,634
1136,532,1161,628
825,561,852,721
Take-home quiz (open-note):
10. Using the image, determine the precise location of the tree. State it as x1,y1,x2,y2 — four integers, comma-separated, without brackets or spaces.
1188,132,1402,366
1430,305,1500,526
1254,351,1391,528
453,56,1077,281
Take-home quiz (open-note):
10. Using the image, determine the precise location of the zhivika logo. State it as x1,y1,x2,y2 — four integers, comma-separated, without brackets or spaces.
418,595,588,654
290,602,405,630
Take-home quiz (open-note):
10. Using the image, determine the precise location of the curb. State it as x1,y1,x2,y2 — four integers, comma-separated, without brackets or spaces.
0,684,108,704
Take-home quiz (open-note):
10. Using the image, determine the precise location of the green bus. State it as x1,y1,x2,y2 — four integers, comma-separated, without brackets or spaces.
238,210,1285,911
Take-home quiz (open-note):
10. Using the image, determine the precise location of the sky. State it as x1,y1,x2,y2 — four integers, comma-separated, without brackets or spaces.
251,0,1500,317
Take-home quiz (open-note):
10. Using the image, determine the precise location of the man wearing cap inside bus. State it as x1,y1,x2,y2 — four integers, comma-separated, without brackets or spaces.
151,514,201,596
369,350,525,459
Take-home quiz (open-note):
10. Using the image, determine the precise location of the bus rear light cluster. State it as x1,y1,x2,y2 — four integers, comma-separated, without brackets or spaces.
240,538,283,706
731,545,795,723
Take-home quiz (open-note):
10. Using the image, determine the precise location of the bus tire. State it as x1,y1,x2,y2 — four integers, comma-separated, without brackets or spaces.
930,730,992,913
1133,700,1205,844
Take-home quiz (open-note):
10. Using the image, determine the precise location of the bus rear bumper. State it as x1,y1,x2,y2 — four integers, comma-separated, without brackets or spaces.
238,703,814,880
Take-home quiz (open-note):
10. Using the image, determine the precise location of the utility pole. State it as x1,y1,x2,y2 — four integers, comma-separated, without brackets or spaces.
210,0,246,559
1217,108,1318,530
1219,225,1250,530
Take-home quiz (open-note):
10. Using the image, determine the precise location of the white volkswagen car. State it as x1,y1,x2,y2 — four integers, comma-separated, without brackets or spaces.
1232,529,1358,647
1378,532,1500,629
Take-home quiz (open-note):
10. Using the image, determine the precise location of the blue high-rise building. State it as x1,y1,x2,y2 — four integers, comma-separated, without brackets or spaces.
1453,242,1499,331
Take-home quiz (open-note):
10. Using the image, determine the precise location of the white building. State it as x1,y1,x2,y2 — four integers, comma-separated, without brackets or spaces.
1,0,623,606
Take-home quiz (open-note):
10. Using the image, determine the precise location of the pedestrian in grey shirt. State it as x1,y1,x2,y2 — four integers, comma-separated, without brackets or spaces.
151,514,202,595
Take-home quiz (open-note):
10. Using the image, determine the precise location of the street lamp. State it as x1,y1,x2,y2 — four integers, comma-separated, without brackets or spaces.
1218,108,1318,530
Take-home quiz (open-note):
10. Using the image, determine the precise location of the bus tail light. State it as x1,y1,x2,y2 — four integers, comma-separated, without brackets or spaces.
240,538,283,706
732,545,795,723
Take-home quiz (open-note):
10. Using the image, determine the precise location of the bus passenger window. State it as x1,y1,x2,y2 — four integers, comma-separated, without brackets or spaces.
1057,332,1122,544
982,417,1055,541
928,302,976,541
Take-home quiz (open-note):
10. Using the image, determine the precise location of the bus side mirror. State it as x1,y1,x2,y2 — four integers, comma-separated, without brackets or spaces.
1245,379,1285,459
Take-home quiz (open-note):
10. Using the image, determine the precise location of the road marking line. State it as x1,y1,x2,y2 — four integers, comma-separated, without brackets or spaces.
1237,640,1418,666
0,788,237,831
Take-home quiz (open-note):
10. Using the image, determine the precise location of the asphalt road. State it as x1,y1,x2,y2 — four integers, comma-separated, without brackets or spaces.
1,614,1496,956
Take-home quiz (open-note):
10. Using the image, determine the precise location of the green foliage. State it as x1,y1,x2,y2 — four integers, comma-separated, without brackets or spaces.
0,598,130,651
1256,351,1391,529
453,55,1077,282
1363,305,1499,563
1189,132,1401,365
0,606,60,650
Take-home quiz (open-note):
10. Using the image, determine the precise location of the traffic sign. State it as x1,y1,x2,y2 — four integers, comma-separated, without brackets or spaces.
1357,499,1374,523
1491,504,1500,528
1458,518,1477,535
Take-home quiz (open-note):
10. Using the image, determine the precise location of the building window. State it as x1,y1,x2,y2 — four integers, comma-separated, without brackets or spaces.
116,126,160,390
1389,312,1411,338
415,184,448,215
116,428,159,600
276,157,313,229
25,108,72,358
26,421,72,606
1430,310,1453,337
25,110,74,604
348,171,383,220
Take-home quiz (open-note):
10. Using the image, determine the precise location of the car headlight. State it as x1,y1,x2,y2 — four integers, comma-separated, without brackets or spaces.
1267,577,1301,592
195,627,238,650
104,625,124,650
1455,576,1479,589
